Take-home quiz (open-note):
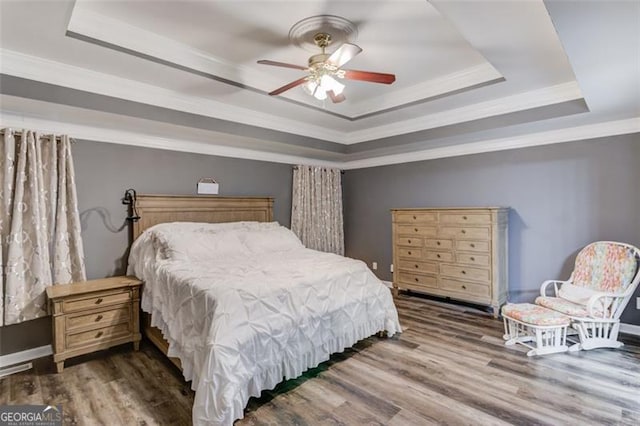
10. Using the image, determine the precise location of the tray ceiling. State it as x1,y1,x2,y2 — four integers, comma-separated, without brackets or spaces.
0,0,638,168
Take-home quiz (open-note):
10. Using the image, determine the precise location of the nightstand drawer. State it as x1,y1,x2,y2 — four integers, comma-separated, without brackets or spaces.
63,290,131,313
66,305,130,333
66,323,130,349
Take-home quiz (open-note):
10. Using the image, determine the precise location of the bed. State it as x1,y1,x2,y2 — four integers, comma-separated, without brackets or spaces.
126,195,401,425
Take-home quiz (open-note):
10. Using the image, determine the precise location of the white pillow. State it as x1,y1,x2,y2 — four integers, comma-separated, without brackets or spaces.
558,282,611,310
160,230,249,261
241,226,304,254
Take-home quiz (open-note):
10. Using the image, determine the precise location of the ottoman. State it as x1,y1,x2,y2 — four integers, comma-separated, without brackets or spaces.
502,303,571,356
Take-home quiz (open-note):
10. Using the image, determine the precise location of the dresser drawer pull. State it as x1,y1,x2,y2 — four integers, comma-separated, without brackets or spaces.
436,254,441,258
461,270,467,275
408,239,412,243
470,243,475,248
413,215,417,220
461,230,466,234
463,216,467,220
95,315,103,322
414,228,418,232
470,257,475,261
95,298,103,304
415,264,419,269
462,285,467,290
414,277,419,282
96,331,104,338
408,251,412,255
436,241,441,246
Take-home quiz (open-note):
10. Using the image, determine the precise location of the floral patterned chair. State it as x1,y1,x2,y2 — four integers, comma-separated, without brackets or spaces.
535,241,640,351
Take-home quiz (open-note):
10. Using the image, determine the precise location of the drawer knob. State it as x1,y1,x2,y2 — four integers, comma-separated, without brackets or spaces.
95,315,103,322
95,298,103,304
408,251,412,255
414,277,419,282
470,257,475,261
436,241,441,246
462,270,467,274
463,216,467,220
436,254,441,258
96,331,104,338
408,239,411,243
413,215,417,220
462,285,467,290
414,228,418,232
470,243,475,248
415,264,419,269
461,229,466,234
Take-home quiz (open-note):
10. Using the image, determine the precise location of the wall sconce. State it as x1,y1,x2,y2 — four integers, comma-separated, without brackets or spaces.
121,188,140,222
197,178,219,195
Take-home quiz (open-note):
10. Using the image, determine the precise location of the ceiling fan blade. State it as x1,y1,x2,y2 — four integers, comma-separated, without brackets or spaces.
342,69,396,84
257,60,308,71
327,90,346,104
268,77,308,96
327,43,362,67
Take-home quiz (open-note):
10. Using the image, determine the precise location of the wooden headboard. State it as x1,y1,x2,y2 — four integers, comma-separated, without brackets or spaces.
132,194,274,240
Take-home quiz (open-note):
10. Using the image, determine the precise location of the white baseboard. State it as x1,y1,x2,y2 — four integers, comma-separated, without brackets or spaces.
0,362,33,378
382,280,393,288
620,323,640,337
0,345,52,369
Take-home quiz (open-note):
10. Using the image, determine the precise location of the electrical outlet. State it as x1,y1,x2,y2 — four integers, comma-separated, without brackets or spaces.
372,262,378,270
390,263,394,273
636,297,640,309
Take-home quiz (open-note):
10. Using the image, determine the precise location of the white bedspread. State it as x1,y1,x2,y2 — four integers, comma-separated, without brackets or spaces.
127,223,401,425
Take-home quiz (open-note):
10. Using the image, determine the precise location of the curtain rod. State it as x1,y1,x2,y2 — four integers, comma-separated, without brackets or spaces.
292,165,345,174
0,129,75,143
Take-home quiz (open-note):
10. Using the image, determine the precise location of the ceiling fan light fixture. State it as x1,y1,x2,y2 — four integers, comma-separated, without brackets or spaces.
320,75,345,96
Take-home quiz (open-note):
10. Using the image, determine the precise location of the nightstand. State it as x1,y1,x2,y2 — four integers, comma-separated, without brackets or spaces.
46,276,142,373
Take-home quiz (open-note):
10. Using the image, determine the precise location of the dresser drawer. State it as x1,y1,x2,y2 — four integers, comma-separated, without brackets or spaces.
440,264,490,283
66,305,130,333
398,248,422,259
398,260,437,274
456,253,490,267
394,211,437,224
398,272,437,288
424,239,453,250
455,240,490,253
439,213,491,225
423,251,454,262
396,237,423,247
439,278,490,298
439,226,490,240
63,290,132,313
396,225,437,237
66,323,130,349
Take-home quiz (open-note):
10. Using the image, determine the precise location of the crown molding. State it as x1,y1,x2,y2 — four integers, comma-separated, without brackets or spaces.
0,48,586,146
341,117,640,169
343,81,584,144
2,107,637,171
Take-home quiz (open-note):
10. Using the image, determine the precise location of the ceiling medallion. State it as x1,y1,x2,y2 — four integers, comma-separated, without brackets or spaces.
288,15,359,53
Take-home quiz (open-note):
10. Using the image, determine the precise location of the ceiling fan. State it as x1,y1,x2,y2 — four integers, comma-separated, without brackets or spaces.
258,32,395,103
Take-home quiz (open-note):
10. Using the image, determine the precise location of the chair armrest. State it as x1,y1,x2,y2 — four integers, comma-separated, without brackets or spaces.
586,292,625,319
540,280,569,297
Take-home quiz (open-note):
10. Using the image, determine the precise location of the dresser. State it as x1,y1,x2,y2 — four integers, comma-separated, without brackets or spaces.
46,276,142,372
391,208,509,316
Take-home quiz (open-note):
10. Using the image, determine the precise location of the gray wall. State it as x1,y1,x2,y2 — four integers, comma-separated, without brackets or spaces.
0,140,293,355
343,134,640,324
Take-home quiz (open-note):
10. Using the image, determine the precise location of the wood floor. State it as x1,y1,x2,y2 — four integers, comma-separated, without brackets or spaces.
2,294,640,425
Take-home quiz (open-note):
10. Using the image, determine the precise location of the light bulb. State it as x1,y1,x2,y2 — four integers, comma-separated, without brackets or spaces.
314,87,327,100
320,75,345,96
303,80,317,96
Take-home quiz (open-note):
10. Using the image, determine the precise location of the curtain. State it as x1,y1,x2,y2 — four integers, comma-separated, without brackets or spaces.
0,129,86,326
291,165,344,255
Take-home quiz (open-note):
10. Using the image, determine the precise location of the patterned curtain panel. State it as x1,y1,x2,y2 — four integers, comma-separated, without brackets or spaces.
291,165,344,255
0,129,86,326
